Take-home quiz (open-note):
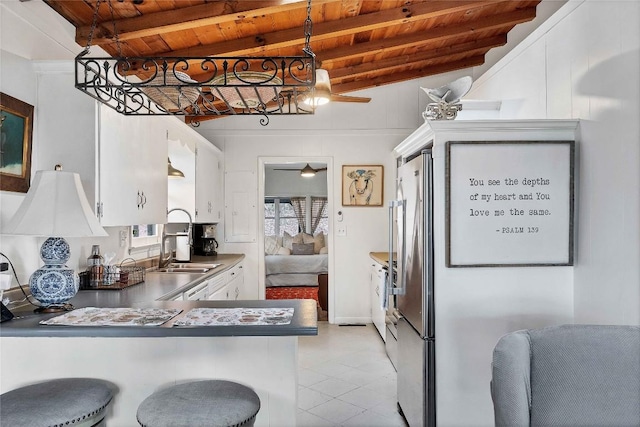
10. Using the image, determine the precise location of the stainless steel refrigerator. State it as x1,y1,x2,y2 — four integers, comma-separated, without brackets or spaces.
389,149,435,427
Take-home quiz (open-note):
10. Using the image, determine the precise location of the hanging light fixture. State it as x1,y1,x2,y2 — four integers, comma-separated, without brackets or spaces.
304,69,332,107
300,163,317,177
167,158,184,178
75,0,316,126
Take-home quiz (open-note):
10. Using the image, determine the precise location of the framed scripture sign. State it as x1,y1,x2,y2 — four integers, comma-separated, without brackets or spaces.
445,141,575,267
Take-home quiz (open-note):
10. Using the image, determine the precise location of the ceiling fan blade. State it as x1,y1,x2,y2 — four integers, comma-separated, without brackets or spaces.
330,94,371,103
273,169,301,171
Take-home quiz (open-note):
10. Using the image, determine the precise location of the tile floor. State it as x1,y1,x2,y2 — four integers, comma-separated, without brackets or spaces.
297,322,407,427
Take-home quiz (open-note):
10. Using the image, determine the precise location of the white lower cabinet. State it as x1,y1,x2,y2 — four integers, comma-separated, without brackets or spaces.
226,263,244,300
370,262,387,341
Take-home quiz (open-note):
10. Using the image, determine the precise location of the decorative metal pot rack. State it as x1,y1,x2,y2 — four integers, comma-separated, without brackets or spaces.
75,0,316,126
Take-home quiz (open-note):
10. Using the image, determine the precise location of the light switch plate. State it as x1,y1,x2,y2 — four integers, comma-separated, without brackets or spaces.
336,225,347,236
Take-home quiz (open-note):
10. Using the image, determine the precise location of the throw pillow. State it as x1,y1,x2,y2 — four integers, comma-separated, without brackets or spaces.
282,231,303,250
276,246,291,255
301,233,315,244
319,246,328,254
313,232,325,254
264,235,281,255
292,243,314,255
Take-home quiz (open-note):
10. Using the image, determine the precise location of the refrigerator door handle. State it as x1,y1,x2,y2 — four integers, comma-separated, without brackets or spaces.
388,199,405,296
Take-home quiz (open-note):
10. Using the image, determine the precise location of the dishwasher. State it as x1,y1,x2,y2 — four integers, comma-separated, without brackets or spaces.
185,282,209,301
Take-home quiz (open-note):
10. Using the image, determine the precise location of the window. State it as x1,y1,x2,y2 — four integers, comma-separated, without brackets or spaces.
265,197,329,236
130,224,161,248
264,198,299,236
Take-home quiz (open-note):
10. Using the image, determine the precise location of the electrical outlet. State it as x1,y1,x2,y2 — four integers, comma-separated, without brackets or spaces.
119,230,127,247
336,225,347,236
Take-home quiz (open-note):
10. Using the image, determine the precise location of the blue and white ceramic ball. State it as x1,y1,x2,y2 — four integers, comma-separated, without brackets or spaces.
29,266,79,306
40,237,70,265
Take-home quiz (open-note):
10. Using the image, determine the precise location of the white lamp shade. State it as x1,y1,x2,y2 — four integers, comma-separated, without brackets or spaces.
3,170,107,237
304,68,331,106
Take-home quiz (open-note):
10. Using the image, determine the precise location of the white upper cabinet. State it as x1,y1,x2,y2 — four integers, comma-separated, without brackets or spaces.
167,118,222,224
33,67,167,227
97,106,168,226
195,141,221,223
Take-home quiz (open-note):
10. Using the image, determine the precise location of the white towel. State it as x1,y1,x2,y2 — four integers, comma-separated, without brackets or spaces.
380,269,388,310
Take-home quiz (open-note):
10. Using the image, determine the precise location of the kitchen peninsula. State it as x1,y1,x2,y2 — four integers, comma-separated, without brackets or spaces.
0,255,317,427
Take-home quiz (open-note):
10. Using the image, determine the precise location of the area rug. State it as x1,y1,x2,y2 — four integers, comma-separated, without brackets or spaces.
266,287,327,321
266,286,319,301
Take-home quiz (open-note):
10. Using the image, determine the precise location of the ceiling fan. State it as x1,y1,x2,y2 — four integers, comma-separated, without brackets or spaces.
274,163,327,177
282,69,371,106
309,69,371,105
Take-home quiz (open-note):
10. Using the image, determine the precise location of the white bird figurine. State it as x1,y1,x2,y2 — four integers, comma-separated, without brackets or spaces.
421,76,473,120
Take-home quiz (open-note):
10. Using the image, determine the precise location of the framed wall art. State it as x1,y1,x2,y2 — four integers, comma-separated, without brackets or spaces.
445,140,575,267
1,92,34,193
342,165,384,206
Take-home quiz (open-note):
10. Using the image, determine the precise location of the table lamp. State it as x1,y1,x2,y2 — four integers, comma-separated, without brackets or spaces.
3,166,107,312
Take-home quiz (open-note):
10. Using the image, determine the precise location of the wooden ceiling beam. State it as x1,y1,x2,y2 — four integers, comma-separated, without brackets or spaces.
328,34,507,80
128,0,506,58
76,0,338,46
331,55,486,94
316,7,536,64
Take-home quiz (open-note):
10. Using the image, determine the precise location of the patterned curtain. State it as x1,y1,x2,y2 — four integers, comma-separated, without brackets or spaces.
290,197,307,233
311,197,328,233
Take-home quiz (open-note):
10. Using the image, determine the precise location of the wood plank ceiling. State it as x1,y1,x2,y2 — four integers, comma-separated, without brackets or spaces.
45,0,540,101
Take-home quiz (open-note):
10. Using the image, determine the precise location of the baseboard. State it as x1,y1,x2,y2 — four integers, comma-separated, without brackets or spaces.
333,317,372,326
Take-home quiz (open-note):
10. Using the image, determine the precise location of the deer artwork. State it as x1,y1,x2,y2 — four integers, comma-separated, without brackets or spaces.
347,169,376,205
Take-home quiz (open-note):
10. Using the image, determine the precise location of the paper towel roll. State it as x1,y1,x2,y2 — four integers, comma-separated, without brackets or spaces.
175,235,191,262
0,274,11,291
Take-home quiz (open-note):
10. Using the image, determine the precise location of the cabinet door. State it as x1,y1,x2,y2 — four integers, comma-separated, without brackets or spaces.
195,142,221,223
98,107,167,226
226,263,244,300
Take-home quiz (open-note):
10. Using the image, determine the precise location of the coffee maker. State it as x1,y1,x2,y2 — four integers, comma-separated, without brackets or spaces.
193,224,218,256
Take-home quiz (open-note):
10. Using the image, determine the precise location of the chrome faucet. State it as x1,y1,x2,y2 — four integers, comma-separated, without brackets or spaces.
159,208,193,268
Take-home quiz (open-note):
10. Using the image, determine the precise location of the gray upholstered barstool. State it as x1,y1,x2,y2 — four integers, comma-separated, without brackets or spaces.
137,380,261,427
0,378,115,427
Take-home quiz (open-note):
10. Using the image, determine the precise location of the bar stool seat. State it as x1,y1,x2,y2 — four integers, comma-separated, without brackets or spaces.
137,380,261,427
0,378,115,427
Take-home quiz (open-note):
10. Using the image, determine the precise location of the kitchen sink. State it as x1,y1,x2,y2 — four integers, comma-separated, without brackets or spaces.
156,267,211,274
156,263,222,274
168,263,222,269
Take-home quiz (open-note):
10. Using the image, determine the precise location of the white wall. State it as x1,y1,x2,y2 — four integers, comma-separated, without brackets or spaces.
467,0,640,325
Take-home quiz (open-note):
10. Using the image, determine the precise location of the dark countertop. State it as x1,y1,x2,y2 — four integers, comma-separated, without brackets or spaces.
0,299,318,338
1,254,318,338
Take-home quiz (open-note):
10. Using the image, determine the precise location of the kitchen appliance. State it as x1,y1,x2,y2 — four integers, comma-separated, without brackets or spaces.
175,233,191,262
388,149,434,427
193,224,218,256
